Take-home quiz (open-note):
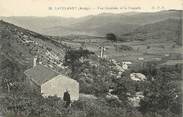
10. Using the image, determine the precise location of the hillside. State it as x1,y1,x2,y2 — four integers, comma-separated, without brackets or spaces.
0,18,182,117
0,20,67,79
1,10,182,36
120,18,182,44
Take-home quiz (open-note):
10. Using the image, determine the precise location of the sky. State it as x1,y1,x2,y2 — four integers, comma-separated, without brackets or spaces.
0,0,182,17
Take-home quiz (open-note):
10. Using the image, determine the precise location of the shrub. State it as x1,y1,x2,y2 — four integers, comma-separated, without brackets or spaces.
139,65,182,116
106,33,117,42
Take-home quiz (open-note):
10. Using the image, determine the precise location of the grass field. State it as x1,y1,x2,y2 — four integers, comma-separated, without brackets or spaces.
59,37,181,65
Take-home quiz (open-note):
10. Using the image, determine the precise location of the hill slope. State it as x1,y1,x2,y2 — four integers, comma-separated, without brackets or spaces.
120,18,182,45
0,20,67,80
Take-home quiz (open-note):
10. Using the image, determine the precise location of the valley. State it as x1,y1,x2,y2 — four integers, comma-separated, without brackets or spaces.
0,10,182,117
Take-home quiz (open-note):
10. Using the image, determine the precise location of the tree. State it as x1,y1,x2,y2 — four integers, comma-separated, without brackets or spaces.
147,46,150,49
106,33,117,42
139,67,182,116
112,71,142,106
106,33,118,51
63,48,94,77
0,59,26,93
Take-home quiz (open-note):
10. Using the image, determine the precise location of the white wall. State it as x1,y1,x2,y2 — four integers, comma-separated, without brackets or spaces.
41,75,79,101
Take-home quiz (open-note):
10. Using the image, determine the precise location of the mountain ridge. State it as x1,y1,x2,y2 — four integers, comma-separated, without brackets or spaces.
0,10,182,36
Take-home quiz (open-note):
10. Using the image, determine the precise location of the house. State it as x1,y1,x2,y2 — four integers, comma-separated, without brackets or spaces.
24,64,79,101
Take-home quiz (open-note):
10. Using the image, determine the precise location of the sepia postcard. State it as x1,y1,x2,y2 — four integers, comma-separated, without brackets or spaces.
0,0,182,117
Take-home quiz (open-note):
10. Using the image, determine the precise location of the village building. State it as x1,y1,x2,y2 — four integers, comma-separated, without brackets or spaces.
24,63,79,101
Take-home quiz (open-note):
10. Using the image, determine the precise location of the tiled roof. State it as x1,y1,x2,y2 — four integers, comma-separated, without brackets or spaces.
24,65,59,85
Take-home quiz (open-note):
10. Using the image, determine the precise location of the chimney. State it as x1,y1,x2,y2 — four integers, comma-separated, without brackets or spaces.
33,56,37,67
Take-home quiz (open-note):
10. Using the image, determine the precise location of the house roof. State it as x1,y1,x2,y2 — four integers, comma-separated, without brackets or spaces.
24,65,59,85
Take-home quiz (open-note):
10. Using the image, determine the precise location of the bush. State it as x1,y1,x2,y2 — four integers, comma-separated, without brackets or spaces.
0,94,65,117
72,99,128,117
139,65,182,116
106,33,117,42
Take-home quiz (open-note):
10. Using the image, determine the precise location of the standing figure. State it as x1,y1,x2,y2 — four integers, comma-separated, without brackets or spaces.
63,90,71,108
